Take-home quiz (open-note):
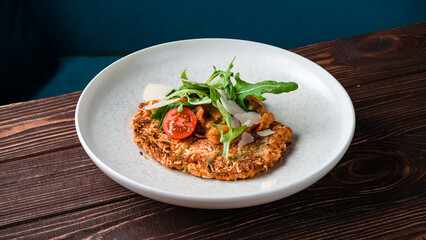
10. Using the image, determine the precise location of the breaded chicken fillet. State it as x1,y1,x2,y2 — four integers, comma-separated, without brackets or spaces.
131,100,293,181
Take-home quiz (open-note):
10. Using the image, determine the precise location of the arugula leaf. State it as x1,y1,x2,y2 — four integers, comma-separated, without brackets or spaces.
213,123,246,158
165,88,208,99
181,80,210,92
181,69,188,80
187,96,211,105
177,104,183,113
234,73,298,110
215,100,231,127
207,58,236,100
223,57,236,100
165,76,210,100
209,86,220,108
206,66,220,83
214,100,247,158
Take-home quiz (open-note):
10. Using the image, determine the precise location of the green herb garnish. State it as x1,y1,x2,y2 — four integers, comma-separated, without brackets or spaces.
150,58,298,158
213,100,247,158
234,73,299,111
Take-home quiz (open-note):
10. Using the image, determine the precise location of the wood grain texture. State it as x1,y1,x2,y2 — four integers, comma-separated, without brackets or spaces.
0,23,425,239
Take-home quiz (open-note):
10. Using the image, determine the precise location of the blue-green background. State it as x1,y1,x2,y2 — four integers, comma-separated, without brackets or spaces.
1,0,425,104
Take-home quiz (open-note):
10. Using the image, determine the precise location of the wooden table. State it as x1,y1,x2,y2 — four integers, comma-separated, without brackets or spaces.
1,23,425,239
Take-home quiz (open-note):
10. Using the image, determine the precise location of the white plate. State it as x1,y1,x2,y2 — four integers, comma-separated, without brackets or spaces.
75,39,355,209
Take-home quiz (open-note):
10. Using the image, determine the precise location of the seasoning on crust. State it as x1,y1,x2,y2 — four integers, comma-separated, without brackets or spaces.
131,100,293,181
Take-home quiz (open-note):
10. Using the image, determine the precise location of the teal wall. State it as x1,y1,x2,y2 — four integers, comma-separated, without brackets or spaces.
2,0,425,104
31,0,426,54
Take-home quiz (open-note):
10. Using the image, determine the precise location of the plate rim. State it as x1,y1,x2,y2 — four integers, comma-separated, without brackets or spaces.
75,38,356,209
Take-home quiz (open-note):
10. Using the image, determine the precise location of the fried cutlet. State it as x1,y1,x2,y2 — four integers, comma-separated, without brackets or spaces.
131,101,293,181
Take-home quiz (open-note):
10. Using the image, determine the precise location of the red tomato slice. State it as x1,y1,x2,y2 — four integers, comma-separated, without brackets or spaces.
162,107,197,139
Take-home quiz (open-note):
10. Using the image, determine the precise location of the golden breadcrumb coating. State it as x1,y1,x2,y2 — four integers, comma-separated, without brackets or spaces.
131,100,293,180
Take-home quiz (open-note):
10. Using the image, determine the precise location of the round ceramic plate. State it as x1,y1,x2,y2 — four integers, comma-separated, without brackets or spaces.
75,39,355,209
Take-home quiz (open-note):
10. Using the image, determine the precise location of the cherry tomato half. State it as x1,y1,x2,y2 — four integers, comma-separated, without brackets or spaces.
162,107,197,139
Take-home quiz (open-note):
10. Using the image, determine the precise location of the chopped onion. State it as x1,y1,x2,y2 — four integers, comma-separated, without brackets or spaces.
234,112,262,127
143,83,174,101
143,98,180,110
220,96,245,115
238,132,254,147
257,129,275,136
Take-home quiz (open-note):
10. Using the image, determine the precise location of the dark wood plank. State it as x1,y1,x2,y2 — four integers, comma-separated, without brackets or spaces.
0,93,140,229
0,132,423,239
0,22,425,239
0,92,81,162
0,146,137,227
293,23,426,86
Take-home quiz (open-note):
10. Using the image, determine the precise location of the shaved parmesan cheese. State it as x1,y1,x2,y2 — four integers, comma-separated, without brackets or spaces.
143,83,174,101
143,99,180,110
234,112,262,127
238,132,254,147
220,96,245,115
230,116,241,128
242,120,252,127
257,129,275,136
